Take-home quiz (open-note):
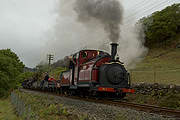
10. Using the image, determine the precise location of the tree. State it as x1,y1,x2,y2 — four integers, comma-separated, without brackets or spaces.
140,3,180,48
0,49,24,97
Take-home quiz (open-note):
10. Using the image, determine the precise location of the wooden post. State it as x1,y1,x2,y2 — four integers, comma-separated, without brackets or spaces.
47,54,54,72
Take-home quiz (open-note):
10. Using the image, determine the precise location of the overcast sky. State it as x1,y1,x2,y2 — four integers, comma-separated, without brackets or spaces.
0,0,179,68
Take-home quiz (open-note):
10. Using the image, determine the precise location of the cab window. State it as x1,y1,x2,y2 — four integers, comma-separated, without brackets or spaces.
82,51,88,58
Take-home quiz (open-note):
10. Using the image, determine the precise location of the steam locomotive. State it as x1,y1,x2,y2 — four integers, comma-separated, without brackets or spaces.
23,43,134,98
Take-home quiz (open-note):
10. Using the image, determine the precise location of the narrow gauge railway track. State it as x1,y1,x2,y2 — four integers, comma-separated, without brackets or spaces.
21,89,180,118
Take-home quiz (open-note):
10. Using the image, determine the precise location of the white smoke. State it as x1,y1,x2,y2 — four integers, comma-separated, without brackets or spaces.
118,24,148,68
44,0,148,69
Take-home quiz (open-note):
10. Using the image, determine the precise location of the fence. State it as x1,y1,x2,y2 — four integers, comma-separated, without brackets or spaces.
10,92,38,120
130,69,180,85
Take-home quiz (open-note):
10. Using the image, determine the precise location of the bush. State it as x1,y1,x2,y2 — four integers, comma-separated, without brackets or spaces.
16,72,34,87
140,3,180,48
0,49,24,97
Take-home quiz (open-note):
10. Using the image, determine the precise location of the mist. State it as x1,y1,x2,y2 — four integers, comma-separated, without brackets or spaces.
45,0,148,69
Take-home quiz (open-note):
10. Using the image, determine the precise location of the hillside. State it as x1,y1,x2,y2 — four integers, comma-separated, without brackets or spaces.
131,35,180,85
134,49,180,71
131,3,180,85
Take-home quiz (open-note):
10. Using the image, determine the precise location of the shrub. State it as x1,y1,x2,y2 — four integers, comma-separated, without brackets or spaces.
140,3,180,48
0,49,24,97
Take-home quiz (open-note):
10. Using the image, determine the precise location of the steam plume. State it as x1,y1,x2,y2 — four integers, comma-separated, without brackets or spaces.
74,0,123,43
44,0,148,69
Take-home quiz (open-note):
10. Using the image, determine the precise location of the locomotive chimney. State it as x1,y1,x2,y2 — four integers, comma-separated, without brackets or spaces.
111,43,118,61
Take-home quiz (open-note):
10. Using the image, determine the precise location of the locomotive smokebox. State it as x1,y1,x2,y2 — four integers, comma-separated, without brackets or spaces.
111,43,118,61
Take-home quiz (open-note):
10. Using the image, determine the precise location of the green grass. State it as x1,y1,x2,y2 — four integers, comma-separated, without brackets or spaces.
126,92,180,109
13,90,82,120
0,99,21,120
50,67,67,80
131,48,180,85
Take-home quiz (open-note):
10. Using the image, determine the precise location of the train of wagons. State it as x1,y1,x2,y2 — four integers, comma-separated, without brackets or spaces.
22,43,135,98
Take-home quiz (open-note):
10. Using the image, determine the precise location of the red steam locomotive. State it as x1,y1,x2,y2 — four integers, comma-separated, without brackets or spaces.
22,43,134,98
59,43,134,98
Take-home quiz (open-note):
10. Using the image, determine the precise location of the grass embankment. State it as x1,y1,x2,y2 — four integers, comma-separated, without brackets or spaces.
126,91,180,109
131,48,180,85
0,99,21,120
13,90,87,120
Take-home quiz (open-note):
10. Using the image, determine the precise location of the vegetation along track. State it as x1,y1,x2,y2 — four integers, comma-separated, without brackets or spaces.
21,89,180,118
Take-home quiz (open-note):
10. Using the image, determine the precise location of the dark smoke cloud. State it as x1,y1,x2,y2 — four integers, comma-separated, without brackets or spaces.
45,0,147,69
74,0,123,43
